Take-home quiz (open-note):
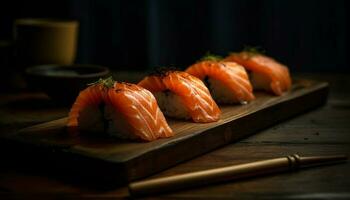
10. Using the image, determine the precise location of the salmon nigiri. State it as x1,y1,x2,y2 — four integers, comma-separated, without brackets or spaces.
105,82,173,141
67,78,111,132
224,50,292,96
67,77,173,142
138,70,221,123
186,56,255,104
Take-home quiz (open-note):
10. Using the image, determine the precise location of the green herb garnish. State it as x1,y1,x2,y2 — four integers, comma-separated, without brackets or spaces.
227,45,266,59
198,52,223,62
88,76,115,88
242,45,266,55
228,45,266,56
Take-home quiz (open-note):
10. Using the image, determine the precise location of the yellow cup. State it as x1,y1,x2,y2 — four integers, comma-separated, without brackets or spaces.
14,18,79,67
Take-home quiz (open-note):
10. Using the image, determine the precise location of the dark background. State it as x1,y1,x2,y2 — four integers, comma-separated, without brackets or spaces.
0,0,349,72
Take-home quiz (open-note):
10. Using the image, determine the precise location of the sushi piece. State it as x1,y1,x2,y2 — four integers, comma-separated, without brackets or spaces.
186,57,255,104
224,50,292,95
138,70,221,123
67,78,111,132
105,82,173,141
67,77,173,142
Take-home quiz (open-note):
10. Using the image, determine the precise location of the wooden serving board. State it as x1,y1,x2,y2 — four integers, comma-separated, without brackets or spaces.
5,79,328,185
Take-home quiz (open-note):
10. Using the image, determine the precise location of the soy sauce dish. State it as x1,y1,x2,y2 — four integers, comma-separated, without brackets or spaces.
26,64,110,104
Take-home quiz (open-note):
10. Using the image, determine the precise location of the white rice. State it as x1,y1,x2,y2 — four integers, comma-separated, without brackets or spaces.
77,104,137,139
207,77,247,104
154,91,190,120
104,104,138,139
250,72,271,91
77,105,105,133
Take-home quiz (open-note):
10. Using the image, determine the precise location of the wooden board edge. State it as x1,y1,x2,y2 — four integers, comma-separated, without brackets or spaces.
0,81,329,186
122,82,329,182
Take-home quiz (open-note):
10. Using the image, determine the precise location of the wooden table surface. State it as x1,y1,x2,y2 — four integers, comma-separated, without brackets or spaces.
0,73,349,199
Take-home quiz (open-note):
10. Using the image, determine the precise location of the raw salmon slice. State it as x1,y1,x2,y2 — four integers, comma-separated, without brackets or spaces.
138,70,221,123
224,51,292,95
67,78,173,142
107,82,173,141
67,83,109,128
186,59,255,104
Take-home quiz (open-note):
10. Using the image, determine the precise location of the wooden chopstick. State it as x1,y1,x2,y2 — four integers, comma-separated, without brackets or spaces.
128,154,348,197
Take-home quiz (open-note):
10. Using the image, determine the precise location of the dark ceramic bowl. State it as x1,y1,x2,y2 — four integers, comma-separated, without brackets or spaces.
26,64,110,105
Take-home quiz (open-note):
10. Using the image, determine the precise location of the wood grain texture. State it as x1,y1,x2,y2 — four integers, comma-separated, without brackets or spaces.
2,79,329,185
0,73,349,199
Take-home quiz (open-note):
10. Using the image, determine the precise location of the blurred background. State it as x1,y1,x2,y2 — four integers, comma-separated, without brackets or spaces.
0,0,349,72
